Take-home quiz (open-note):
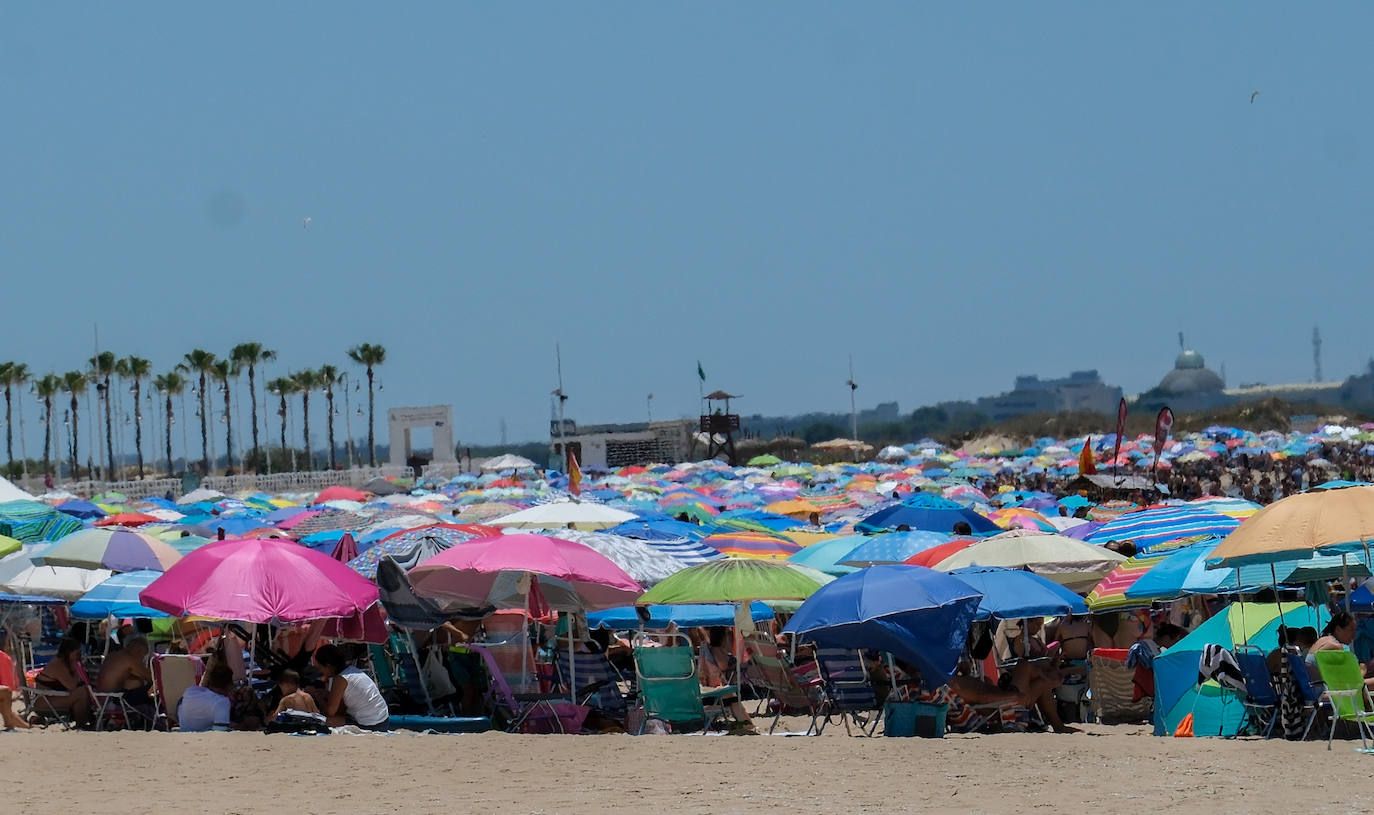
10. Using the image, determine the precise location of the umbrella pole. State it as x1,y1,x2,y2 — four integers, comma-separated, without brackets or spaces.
1342,554,1350,613
1270,562,1285,627
568,614,576,703
1236,569,1247,646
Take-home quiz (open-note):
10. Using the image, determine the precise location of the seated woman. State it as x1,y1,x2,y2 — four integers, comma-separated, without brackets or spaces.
696,627,758,735
313,644,390,730
33,638,94,727
1310,612,1374,691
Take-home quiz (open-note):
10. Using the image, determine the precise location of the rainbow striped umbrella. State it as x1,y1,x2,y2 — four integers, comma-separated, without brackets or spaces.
987,508,1057,532
1084,553,1171,611
1187,496,1262,519
700,531,801,560
1085,506,1240,554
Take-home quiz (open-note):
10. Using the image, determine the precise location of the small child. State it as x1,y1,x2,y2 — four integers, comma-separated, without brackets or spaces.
271,669,321,720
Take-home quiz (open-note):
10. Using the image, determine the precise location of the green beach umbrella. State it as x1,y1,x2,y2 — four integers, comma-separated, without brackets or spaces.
638,558,828,605
746,454,783,467
0,534,19,559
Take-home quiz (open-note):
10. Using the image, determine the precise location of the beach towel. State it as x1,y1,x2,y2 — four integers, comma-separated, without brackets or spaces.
1274,651,1307,740
1197,645,1245,694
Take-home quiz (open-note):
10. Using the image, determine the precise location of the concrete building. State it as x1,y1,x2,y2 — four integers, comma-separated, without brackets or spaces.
550,418,697,469
974,370,1123,422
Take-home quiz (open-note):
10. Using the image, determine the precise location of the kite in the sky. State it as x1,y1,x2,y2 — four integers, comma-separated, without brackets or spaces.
1250,91,1260,104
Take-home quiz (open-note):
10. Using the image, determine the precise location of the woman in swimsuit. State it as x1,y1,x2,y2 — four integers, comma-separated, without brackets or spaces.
33,638,94,727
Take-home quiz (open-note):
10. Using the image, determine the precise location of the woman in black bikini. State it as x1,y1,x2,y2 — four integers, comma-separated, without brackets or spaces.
33,638,94,727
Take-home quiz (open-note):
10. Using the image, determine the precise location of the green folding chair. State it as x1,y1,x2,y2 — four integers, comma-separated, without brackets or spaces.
1312,650,1374,752
632,644,735,734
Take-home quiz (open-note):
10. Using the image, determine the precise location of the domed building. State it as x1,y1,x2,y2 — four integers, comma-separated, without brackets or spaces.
1135,349,1231,413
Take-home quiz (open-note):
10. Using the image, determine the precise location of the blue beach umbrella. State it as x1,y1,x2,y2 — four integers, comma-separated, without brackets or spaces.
945,566,1088,620
587,602,774,630
1086,506,1239,554
786,536,864,576
855,493,999,535
783,564,983,683
839,530,952,567
70,570,168,619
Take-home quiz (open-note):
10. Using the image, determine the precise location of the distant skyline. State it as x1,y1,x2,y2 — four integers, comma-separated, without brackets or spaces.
4,4,1373,449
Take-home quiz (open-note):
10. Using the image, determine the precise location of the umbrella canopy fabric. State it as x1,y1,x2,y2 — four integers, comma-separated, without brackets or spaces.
0,534,18,559
1209,486,1374,566
782,565,983,683
408,534,642,612
1085,506,1240,554
699,531,801,560
1127,540,1370,600
480,454,538,472
932,529,1126,593
588,602,775,630
36,527,183,572
346,524,495,579
638,559,827,605
0,499,83,543
1084,553,1172,611
140,538,381,624
839,530,952,566
70,570,168,619
945,566,1088,620
489,501,637,530
375,556,481,630
549,530,686,586
856,493,1000,535
785,536,862,576
0,545,112,601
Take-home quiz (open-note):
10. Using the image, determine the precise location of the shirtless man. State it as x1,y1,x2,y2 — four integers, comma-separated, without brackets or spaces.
97,636,154,715
270,669,320,720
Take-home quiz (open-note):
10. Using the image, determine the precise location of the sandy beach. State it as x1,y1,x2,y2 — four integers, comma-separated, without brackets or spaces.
6,722,1371,814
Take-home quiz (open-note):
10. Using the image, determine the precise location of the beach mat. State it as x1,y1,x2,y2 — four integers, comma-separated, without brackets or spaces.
389,715,492,734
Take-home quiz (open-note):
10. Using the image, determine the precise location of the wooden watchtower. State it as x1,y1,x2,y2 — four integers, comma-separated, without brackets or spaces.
700,390,741,465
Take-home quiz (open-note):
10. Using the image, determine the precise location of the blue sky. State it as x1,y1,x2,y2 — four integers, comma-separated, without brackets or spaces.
2,4,1372,453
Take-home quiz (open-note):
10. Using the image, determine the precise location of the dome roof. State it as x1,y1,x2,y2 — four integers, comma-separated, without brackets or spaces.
1159,349,1225,394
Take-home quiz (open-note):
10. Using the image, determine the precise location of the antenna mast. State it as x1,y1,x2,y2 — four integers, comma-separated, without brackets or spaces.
846,354,858,442
553,344,568,468
1313,325,1323,382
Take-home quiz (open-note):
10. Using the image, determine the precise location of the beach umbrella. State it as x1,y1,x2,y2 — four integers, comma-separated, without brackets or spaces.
1085,506,1240,554
314,485,371,504
902,537,980,568
838,530,951,567
0,534,18,559
786,536,863,576
346,523,496,579
945,566,1088,620
699,531,800,560
140,538,380,627
70,570,168,619
855,493,1000,535
479,454,538,472
330,532,359,563
587,602,775,630
0,544,113,600
409,534,642,612
35,527,182,572
638,559,827,605
1084,553,1172,611
94,512,161,527
1211,486,1374,567
606,518,712,541
0,499,84,543
931,529,1126,593
55,500,105,520
747,454,783,467
488,500,637,531
550,530,687,585
782,564,982,683
1128,540,1372,602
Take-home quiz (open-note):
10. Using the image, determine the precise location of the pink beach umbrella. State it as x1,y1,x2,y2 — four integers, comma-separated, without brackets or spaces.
140,538,381,625
408,533,642,612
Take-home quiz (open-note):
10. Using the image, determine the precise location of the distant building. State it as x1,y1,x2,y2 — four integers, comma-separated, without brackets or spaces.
1134,348,1348,413
974,370,1123,422
550,418,697,470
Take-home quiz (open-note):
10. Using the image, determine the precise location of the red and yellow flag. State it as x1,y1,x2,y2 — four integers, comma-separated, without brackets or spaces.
568,450,583,496
1079,436,1097,475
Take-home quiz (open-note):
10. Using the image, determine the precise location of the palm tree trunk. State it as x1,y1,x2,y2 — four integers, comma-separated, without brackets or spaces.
198,372,209,474
248,365,261,472
103,376,114,478
366,366,376,466
41,398,51,477
3,385,12,476
164,394,174,476
223,385,234,473
133,379,145,478
70,394,80,478
326,386,337,470
278,396,288,461
301,391,312,470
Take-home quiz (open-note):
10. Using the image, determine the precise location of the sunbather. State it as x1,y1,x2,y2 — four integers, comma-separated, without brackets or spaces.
1310,612,1374,691
98,635,154,708
270,669,320,721
314,644,390,730
33,638,93,727
178,664,234,731
696,628,758,734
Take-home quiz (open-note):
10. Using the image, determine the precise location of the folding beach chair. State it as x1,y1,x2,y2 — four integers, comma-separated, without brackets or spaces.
813,648,881,736
632,641,736,735
152,653,205,730
1285,652,1328,741
741,632,821,735
553,648,628,721
1089,648,1153,724
1312,650,1374,751
1233,646,1278,738
468,642,584,733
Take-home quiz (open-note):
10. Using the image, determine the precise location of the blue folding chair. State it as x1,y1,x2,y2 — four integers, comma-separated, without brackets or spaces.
814,647,882,736
1234,646,1278,738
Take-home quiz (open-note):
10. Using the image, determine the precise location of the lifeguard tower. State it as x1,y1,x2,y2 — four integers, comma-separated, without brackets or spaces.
700,391,741,465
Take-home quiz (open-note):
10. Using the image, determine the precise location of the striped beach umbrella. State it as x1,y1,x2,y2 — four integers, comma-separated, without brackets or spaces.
1084,553,1172,611
1085,506,1240,554
700,531,801,560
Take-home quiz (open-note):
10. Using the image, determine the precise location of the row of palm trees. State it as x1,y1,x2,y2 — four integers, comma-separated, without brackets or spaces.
0,343,387,481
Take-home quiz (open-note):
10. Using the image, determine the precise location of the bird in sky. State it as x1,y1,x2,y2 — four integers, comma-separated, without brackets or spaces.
1250,90,1260,104
302,216,311,229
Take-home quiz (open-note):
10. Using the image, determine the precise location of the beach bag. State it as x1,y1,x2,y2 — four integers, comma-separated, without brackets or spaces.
1173,712,1194,738
266,711,329,735
423,646,457,699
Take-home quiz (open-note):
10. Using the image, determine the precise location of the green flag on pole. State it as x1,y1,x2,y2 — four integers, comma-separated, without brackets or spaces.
697,361,706,382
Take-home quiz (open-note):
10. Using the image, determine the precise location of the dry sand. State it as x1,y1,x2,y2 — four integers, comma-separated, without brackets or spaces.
5,721,1371,814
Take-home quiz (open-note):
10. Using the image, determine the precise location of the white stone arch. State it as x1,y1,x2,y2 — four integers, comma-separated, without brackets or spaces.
386,405,456,465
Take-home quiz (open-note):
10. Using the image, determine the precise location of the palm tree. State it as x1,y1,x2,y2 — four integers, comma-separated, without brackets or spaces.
89,351,118,479
231,343,276,472
291,368,325,470
0,362,29,476
118,356,152,478
62,371,87,478
346,344,386,466
318,364,342,470
154,372,186,476
211,359,237,473
267,377,297,468
178,350,216,473
34,374,60,478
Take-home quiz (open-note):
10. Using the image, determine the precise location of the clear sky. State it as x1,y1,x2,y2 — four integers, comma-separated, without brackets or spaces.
3,4,1372,453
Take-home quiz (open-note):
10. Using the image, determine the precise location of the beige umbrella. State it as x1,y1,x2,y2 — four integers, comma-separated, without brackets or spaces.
1207,486,1374,568
932,529,1125,593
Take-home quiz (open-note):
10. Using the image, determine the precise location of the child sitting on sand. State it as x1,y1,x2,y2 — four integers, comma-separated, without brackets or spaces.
271,669,321,720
